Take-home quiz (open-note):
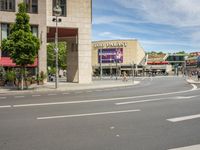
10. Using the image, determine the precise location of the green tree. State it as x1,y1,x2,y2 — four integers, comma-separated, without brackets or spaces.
47,42,67,73
1,3,40,90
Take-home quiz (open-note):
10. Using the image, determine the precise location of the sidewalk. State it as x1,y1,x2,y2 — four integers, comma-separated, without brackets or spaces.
0,79,140,94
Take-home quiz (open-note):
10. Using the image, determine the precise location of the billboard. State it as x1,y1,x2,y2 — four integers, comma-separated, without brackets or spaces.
98,48,123,63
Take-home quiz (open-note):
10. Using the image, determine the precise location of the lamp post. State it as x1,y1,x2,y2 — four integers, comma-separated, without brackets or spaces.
132,61,134,83
53,4,62,89
110,57,112,77
100,48,103,80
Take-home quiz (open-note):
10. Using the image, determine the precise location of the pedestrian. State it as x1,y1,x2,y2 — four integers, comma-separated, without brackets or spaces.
122,71,127,82
197,71,200,81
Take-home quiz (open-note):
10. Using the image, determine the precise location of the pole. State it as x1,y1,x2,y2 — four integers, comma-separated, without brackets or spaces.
100,48,103,80
132,61,134,83
55,16,58,89
115,60,118,80
110,58,112,77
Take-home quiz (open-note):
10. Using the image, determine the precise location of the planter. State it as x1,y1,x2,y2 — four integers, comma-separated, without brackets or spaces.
16,81,31,87
0,80,5,86
37,80,44,85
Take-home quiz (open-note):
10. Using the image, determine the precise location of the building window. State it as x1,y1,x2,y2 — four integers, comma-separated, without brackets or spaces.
1,23,10,40
0,0,15,12
24,0,38,13
53,0,66,16
1,23,10,56
31,25,38,37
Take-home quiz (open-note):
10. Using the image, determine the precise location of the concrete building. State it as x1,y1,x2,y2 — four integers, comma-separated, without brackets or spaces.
92,40,146,77
0,0,92,83
146,53,187,75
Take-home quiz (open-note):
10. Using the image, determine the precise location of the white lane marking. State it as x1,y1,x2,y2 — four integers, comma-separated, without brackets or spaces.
175,96,197,99
168,144,200,150
48,94,57,96
13,90,199,108
116,97,170,105
32,95,41,97
37,109,140,120
0,97,7,99
62,93,69,95
116,95,199,105
191,84,197,91
167,114,200,122
14,96,25,98
0,105,11,108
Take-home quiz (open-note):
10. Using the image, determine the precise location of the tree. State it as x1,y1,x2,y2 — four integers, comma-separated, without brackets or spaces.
1,3,40,90
47,42,67,73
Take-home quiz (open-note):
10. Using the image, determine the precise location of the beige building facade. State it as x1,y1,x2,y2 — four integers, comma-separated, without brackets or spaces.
0,0,92,83
92,40,146,76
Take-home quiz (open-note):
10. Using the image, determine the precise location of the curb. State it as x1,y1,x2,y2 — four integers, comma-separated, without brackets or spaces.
0,81,140,95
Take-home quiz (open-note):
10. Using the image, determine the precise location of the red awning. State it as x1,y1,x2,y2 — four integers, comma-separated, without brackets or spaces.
0,57,38,67
147,61,169,65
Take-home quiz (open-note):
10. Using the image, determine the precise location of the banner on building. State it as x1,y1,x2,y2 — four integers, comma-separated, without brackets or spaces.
98,48,123,63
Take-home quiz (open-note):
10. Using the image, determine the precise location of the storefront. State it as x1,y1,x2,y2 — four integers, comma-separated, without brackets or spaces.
92,40,146,77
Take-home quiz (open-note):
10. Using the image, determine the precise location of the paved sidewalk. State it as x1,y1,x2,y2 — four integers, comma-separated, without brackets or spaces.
0,79,139,94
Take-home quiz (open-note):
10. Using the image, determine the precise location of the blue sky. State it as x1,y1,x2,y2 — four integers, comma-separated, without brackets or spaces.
92,0,200,53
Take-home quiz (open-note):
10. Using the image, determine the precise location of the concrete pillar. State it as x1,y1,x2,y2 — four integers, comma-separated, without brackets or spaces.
78,27,92,83
67,38,79,82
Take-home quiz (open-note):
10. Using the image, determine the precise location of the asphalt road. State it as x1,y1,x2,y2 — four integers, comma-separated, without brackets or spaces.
0,76,200,150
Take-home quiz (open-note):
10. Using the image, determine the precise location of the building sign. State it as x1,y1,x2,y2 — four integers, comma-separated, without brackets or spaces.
94,42,127,48
98,48,123,63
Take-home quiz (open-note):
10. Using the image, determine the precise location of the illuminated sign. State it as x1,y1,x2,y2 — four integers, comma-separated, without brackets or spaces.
98,48,123,63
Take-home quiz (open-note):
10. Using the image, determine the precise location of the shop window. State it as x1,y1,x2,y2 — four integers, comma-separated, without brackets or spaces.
0,0,15,12
53,0,66,16
24,0,38,13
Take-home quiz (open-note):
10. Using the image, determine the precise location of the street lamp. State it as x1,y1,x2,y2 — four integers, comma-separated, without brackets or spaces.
100,48,103,80
52,4,62,89
132,61,134,83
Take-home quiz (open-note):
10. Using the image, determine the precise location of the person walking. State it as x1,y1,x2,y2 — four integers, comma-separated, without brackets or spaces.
197,70,200,81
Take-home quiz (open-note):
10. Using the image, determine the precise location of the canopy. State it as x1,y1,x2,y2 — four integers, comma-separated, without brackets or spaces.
0,57,38,67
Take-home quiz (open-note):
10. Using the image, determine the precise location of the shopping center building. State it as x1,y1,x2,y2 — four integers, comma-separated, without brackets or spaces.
92,40,146,77
0,0,92,83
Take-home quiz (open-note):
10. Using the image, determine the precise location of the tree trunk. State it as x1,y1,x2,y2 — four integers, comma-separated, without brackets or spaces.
21,67,24,90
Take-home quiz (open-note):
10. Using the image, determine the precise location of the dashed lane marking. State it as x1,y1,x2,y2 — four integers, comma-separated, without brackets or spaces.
62,93,69,95
0,105,11,108
14,96,25,98
168,144,200,150
37,109,141,120
116,95,199,105
47,94,57,96
167,114,200,122
32,95,41,97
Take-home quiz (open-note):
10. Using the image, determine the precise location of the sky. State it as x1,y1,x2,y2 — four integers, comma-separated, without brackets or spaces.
92,0,200,53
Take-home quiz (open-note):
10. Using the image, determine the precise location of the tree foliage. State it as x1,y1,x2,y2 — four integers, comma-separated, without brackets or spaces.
47,42,67,71
1,2,40,67
1,2,40,89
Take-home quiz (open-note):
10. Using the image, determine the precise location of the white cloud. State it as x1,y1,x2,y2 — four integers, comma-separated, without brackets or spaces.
113,0,200,27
